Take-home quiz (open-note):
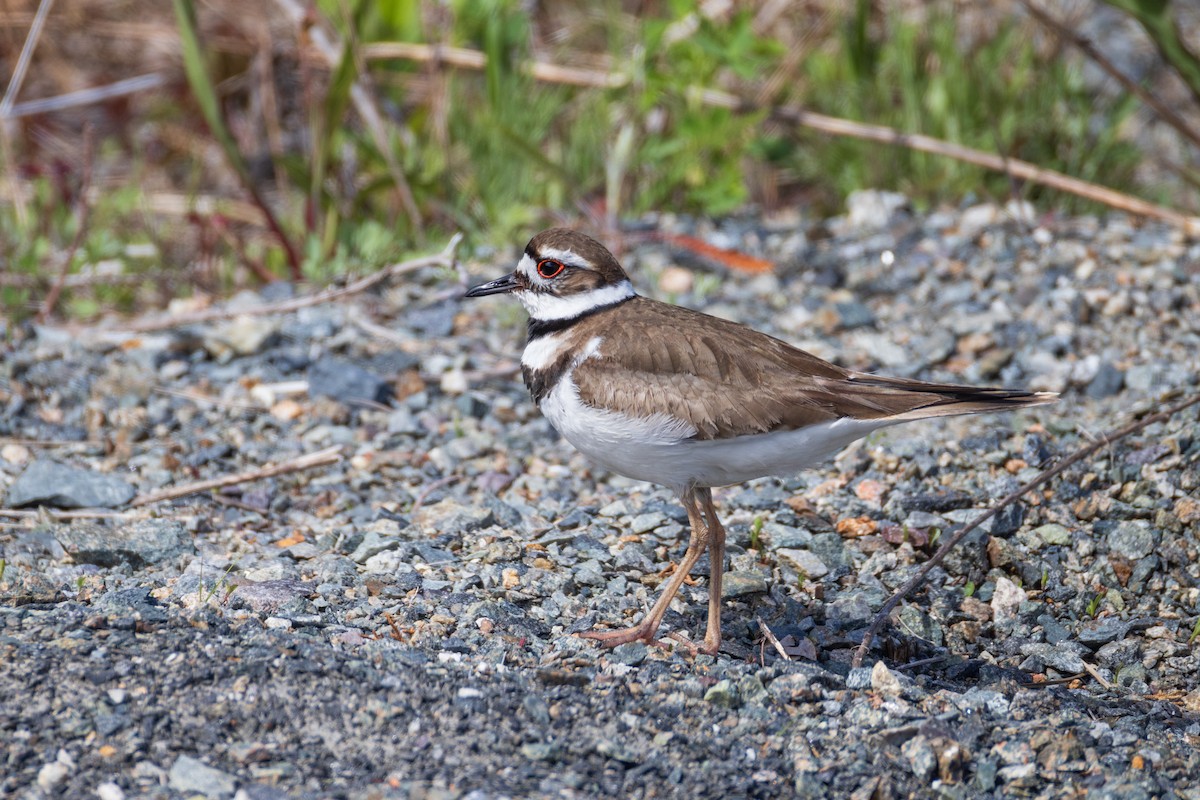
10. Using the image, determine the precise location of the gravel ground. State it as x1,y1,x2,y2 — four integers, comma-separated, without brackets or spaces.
3,196,1200,799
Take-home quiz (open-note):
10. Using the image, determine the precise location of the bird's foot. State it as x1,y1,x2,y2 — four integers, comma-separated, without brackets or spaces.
664,631,720,657
577,622,671,650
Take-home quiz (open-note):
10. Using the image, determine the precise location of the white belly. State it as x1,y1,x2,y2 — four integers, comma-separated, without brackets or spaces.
539,372,891,491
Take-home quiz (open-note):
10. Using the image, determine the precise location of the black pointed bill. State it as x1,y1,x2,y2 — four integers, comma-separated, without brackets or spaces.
465,272,519,298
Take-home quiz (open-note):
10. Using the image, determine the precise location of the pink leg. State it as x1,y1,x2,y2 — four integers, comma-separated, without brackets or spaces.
579,486,708,649
699,488,726,655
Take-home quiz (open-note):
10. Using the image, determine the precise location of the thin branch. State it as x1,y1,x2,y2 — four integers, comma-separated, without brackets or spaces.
0,509,153,521
0,269,177,289
1081,660,1115,690
852,390,1200,668
129,445,344,507
767,107,1200,235
37,123,95,323
757,618,792,662
366,41,1200,235
112,233,461,333
1020,0,1200,153
362,41,626,88
153,386,265,412
0,0,53,117
0,438,104,448
6,73,165,118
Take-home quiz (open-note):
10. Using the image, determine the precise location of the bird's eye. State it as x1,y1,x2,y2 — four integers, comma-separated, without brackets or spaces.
537,259,565,279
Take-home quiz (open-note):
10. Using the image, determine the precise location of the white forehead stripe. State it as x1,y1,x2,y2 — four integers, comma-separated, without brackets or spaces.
518,280,635,322
515,253,538,281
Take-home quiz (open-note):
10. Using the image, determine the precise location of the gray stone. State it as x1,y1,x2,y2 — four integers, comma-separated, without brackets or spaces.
845,667,873,690
350,529,402,564
739,674,769,705
1086,362,1124,399
1019,642,1086,674
308,356,392,405
896,604,943,647
628,512,666,534
1124,365,1158,393
56,520,191,568
387,407,421,435
610,642,648,666
37,761,70,791
168,755,237,799
991,577,1026,627
521,742,561,761
704,679,741,708
1106,521,1156,560
1079,617,1132,647
776,548,830,579
834,301,876,330
229,580,314,613
844,189,908,229
722,570,768,598
827,592,874,626
5,459,135,509
808,533,847,569
901,734,937,780
97,587,169,623
1095,639,1140,669
1034,523,1072,547
763,522,812,549
1038,614,1071,645
202,316,278,360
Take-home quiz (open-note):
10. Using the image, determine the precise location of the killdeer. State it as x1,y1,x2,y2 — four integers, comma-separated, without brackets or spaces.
465,228,1055,655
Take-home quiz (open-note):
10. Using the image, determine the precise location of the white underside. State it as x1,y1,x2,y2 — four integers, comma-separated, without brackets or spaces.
539,359,893,491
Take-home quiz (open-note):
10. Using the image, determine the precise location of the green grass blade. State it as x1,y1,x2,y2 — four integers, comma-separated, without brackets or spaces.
172,0,301,277
172,0,251,188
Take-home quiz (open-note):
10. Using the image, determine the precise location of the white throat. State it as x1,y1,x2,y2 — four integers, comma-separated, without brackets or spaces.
518,280,635,322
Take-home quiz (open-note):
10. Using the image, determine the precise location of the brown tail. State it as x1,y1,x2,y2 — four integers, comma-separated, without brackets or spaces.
845,373,1058,422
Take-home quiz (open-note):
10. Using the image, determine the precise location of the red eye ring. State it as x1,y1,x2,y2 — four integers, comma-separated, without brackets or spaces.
536,259,565,279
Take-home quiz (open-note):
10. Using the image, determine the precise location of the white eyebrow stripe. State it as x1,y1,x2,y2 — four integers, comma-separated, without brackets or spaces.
518,280,636,321
536,246,592,268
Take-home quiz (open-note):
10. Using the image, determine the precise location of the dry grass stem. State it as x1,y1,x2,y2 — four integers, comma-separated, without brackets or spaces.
112,233,461,333
370,40,1200,235
129,444,344,507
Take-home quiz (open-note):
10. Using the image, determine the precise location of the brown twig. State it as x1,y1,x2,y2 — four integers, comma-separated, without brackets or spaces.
37,123,96,323
409,474,461,517
0,509,153,521
366,41,1200,235
1081,660,1115,690
0,0,53,117
112,233,461,333
852,390,1200,669
767,106,1200,235
0,438,104,448
757,618,792,662
6,73,165,118
1020,0,1200,154
0,269,178,289
129,445,344,507
153,387,265,412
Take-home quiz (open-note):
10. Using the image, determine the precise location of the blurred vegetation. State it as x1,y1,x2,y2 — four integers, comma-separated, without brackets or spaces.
0,0,1198,321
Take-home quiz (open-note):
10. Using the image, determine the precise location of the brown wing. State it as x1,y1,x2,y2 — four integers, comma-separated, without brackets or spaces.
571,297,1054,440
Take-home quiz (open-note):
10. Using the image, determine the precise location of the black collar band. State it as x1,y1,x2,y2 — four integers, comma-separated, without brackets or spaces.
526,297,632,340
